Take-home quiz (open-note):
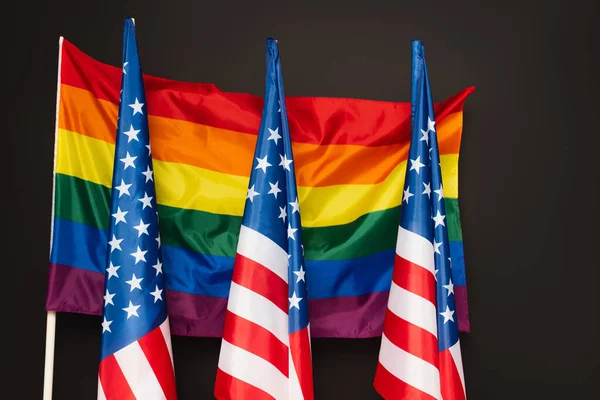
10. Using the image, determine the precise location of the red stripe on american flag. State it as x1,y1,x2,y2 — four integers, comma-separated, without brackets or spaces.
289,328,314,400
138,324,177,400
214,369,276,400
382,308,439,367
222,310,289,377
393,254,436,305
439,349,466,400
374,362,437,400
231,254,288,313
98,355,136,400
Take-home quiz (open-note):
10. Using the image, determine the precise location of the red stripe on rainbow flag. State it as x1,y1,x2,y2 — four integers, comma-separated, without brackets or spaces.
59,39,474,147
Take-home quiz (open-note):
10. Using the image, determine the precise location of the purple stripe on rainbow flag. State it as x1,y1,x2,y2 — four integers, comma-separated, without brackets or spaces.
48,263,469,337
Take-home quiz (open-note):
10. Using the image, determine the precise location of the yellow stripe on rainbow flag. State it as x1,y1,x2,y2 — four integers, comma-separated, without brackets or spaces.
56,128,459,227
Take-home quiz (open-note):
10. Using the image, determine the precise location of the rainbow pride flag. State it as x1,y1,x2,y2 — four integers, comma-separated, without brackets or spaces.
46,38,474,337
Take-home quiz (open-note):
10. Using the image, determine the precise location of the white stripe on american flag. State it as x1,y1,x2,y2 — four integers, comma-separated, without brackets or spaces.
379,334,441,400
113,340,166,400
237,225,289,283
97,377,107,400
449,341,466,394
227,281,289,345
218,339,289,399
159,319,174,367
395,226,435,274
288,348,304,400
388,281,438,337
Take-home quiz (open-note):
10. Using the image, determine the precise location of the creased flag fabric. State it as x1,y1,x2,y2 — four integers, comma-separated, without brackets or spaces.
373,41,466,400
45,37,474,338
214,38,314,400
97,19,177,400
423,45,467,400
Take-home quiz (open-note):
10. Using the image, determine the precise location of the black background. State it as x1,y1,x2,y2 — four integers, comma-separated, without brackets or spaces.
6,0,599,399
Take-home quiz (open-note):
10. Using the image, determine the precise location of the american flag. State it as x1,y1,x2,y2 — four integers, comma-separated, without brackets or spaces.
97,19,177,400
214,38,314,400
373,41,466,400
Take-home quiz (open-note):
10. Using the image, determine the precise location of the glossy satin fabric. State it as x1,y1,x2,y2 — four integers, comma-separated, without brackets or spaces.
46,38,474,336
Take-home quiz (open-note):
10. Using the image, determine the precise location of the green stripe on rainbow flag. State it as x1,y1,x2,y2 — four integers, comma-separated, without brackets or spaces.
55,173,464,261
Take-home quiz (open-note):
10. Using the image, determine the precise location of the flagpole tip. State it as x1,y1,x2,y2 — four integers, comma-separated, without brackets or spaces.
412,40,424,57
266,37,280,57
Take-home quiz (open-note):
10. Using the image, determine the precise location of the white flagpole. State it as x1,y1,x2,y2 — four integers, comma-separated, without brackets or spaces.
43,35,64,400
43,312,57,400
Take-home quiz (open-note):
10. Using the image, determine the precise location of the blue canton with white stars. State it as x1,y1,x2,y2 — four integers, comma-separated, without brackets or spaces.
403,41,459,352
100,19,167,360
242,39,309,334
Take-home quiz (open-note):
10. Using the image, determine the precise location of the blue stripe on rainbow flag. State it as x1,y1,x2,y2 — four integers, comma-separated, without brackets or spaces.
50,217,467,299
